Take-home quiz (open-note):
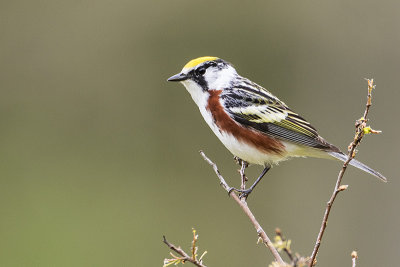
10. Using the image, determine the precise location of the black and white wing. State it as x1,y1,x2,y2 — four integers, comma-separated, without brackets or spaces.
221,80,336,151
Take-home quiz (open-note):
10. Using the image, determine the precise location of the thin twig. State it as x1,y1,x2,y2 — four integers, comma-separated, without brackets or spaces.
275,228,294,264
163,236,207,267
363,79,374,119
309,79,377,267
351,251,358,267
240,160,248,191
200,151,286,266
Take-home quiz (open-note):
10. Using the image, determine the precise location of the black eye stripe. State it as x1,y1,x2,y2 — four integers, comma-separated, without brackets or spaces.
187,59,231,91
187,69,208,90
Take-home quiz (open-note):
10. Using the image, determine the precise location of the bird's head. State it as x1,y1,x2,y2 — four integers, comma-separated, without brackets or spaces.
167,56,237,93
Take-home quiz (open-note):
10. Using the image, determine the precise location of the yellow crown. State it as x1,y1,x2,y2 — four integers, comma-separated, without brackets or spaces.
183,56,218,70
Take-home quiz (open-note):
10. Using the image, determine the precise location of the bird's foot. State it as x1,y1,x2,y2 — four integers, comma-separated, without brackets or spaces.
227,187,253,199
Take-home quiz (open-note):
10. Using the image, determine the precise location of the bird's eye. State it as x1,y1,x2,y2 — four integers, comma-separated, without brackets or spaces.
196,67,206,76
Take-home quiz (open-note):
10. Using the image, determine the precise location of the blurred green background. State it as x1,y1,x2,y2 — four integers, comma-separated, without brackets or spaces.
1,0,399,266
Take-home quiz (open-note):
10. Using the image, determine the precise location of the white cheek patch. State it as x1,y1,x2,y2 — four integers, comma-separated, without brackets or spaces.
206,67,237,89
203,70,217,85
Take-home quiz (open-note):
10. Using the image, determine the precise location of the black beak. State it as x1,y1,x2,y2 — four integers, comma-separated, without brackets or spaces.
167,73,188,82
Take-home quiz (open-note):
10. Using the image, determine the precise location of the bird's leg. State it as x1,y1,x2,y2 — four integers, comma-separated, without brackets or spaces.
233,156,241,165
229,165,271,199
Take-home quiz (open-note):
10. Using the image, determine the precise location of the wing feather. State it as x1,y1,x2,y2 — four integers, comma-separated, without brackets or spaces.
221,80,332,150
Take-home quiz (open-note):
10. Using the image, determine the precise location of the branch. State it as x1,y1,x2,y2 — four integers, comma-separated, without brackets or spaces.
239,159,248,191
351,251,358,267
275,228,294,263
163,231,207,267
309,79,380,266
200,151,286,266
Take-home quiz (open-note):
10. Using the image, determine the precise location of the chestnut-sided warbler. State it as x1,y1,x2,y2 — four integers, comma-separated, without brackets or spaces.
168,57,386,195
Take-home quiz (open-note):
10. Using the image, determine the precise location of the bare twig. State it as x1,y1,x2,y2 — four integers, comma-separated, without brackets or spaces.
351,251,358,267
363,79,373,119
163,234,207,267
272,228,310,267
309,79,379,266
240,160,248,191
275,228,294,263
200,151,286,266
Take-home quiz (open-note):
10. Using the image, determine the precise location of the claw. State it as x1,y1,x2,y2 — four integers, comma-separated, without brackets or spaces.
239,188,253,199
227,187,253,199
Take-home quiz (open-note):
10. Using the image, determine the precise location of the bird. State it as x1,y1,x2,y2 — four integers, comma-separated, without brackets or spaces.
167,56,386,196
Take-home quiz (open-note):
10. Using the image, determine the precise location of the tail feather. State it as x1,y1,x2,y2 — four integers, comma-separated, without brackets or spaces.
328,151,387,182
